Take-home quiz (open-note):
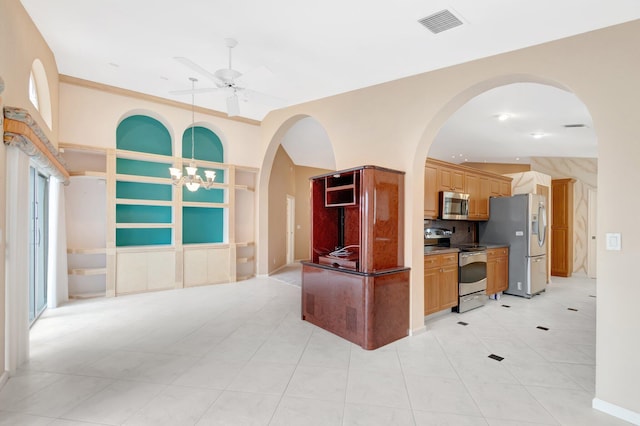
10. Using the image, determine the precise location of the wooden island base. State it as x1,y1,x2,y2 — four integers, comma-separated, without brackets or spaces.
301,262,410,350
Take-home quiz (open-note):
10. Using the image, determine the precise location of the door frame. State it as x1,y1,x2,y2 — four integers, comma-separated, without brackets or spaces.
588,187,597,278
286,195,295,264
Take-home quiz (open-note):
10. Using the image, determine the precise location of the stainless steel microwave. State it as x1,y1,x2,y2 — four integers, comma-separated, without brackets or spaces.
439,191,470,220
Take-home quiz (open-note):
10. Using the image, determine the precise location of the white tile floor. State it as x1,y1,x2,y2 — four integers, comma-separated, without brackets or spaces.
0,272,631,425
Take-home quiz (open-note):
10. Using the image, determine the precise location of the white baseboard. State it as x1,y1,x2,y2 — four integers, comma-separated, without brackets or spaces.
0,371,9,389
593,397,640,425
410,325,427,336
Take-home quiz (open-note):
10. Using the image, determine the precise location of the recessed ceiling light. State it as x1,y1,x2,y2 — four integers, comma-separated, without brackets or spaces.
496,113,512,121
530,132,547,139
108,62,120,68
515,157,520,161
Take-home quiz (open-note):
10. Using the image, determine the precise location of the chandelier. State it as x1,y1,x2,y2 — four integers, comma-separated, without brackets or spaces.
169,77,216,192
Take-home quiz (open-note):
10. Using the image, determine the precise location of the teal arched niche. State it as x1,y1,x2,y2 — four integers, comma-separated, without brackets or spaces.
115,114,173,246
182,125,225,244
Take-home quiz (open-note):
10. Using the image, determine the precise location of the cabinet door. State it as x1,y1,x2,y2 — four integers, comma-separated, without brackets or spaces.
478,177,491,219
439,265,458,309
496,254,509,293
438,168,464,192
424,165,438,218
424,265,440,316
499,180,511,197
486,256,497,295
465,173,480,219
487,248,509,294
489,178,502,198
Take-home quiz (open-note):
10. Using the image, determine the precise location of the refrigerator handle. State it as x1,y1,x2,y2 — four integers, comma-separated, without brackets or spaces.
538,202,547,247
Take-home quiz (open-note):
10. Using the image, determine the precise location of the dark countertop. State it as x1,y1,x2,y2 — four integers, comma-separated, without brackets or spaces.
482,243,510,249
423,246,460,255
423,243,509,255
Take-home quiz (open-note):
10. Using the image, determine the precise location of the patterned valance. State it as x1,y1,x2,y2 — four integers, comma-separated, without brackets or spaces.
3,106,69,183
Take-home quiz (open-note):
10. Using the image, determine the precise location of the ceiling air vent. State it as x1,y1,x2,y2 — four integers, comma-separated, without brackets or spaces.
418,9,463,34
564,124,587,128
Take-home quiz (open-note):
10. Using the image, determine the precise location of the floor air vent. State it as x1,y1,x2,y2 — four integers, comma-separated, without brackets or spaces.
418,9,463,34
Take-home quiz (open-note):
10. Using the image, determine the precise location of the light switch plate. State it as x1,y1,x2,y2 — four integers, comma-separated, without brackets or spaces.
605,233,621,251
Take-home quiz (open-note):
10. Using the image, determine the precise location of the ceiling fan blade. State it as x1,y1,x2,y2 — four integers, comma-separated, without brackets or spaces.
241,88,286,107
169,87,223,95
235,65,273,87
174,57,223,85
226,95,240,117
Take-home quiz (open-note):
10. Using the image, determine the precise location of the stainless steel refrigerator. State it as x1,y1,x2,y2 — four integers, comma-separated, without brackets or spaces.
479,193,548,298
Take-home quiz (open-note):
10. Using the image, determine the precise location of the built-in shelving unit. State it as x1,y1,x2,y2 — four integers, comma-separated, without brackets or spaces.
61,114,258,297
61,143,108,299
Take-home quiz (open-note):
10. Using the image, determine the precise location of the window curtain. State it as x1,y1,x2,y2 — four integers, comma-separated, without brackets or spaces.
48,176,68,308
5,146,30,372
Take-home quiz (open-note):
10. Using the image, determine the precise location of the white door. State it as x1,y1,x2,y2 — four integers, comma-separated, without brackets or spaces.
588,188,597,278
286,195,295,264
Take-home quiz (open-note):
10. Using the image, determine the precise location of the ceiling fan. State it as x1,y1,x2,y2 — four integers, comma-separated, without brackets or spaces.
172,38,283,117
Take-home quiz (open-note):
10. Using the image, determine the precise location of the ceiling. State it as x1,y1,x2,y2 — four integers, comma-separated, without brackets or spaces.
20,1,640,164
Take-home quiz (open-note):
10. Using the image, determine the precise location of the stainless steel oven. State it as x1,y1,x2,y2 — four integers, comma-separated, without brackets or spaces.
456,249,487,313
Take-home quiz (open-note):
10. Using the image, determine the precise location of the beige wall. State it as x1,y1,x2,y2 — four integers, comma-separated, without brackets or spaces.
267,146,296,273
294,165,332,261
258,21,640,418
0,0,61,377
58,81,261,166
532,158,598,276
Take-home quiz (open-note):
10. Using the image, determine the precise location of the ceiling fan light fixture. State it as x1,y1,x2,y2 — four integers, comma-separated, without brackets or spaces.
214,68,242,83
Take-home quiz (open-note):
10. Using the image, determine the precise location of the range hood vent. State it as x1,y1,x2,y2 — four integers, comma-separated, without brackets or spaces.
418,9,464,34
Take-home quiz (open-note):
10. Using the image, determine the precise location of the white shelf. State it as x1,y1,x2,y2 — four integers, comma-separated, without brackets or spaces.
236,242,255,247
236,256,255,264
69,292,105,299
67,247,106,255
68,267,107,276
70,170,107,179
234,184,255,192
116,173,172,184
182,201,229,208
116,198,173,206
115,223,172,229
116,149,173,163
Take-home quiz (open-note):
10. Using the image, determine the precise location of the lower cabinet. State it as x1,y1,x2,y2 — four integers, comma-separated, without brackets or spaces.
424,253,458,315
302,263,410,350
116,249,175,294
486,247,509,295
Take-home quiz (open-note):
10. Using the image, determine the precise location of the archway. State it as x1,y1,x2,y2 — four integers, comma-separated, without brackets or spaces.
409,74,596,333
257,115,336,275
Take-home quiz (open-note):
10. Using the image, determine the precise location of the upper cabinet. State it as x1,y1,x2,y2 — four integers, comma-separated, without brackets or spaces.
424,158,512,220
437,167,465,193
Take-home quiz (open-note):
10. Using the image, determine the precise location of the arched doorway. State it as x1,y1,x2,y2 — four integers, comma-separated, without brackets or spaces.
257,115,336,276
410,75,598,333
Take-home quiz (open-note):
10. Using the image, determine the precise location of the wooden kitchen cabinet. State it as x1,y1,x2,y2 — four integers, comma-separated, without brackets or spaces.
424,158,511,220
486,247,509,295
437,167,465,193
424,252,458,315
424,164,438,218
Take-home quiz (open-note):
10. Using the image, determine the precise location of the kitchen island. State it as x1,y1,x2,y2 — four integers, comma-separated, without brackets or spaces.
301,166,409,350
